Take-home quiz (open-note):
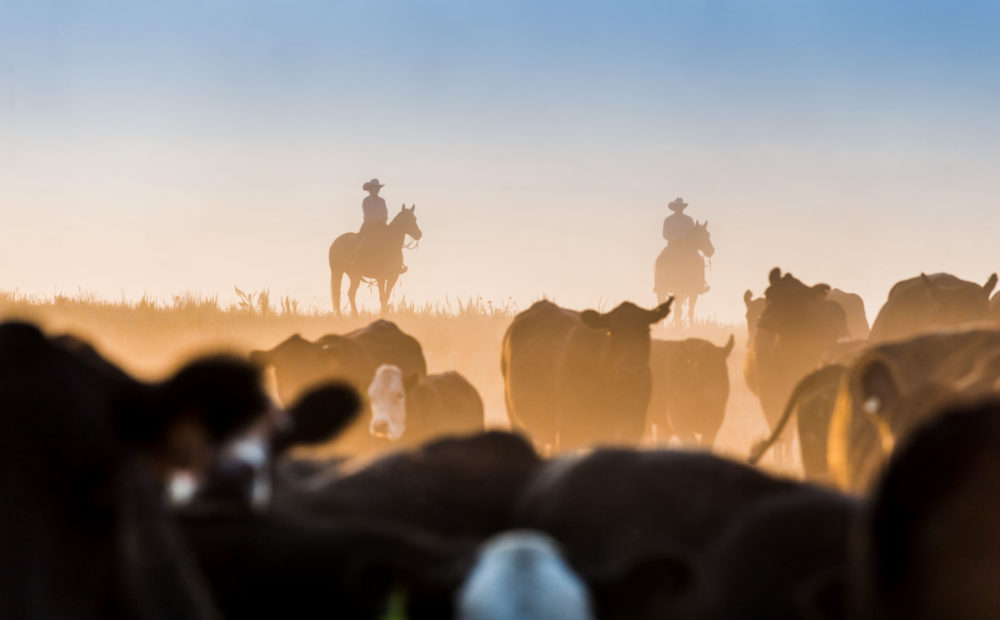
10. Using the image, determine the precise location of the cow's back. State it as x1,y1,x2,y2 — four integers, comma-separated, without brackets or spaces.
342,319,427,378
870,273,991,342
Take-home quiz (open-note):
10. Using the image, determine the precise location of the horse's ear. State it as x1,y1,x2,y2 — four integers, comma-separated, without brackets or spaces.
410,204,416,212
703,219,709,227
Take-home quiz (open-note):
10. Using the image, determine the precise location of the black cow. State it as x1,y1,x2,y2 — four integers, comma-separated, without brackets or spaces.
645,335,734,448
250,319,427,454
745,268,849,462
857,399,1000,619
178,512,471,620
502,299,673,452
699,489,857,620
279,431,543,542
515,448,806,618
0,321,276,619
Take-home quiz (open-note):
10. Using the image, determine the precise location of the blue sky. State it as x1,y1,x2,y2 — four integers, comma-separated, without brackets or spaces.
2,1,999,320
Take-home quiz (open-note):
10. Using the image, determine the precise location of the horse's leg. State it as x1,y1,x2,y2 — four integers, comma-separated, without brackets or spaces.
330,269,343,315
379,275,399,315
347,274,361,316
688,294,698,326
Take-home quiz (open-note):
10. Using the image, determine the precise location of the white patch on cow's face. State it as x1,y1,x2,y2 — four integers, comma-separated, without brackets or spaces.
458,531,594,620
226,435,272,509
368,364,407,441
167,470,202,506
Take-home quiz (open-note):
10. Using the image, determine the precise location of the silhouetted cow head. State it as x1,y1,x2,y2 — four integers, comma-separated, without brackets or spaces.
580,300,673,381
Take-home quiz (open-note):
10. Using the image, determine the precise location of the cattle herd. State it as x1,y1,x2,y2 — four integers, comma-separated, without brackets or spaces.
5,266,1000,619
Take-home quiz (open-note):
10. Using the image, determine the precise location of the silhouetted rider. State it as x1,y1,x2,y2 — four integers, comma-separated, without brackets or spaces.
662,196,694,246
358,178,406,274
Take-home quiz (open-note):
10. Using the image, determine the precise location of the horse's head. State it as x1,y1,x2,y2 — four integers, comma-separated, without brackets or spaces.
390,204,423,241
692,220,714,258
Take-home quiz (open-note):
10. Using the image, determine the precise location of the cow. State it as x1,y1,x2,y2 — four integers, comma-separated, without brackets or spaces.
178,512,471,620
278,431,543,542
869,272,997,342
745,269,850,462
515,448,815,617
249,319,426,406
458,531,594,620
745,286,868,347
828,327,1000,492
744,285,866,396
250,319,427,454
856,399,1000,620
698,488,857,620
749,364,849,481
367,364,484,446
0,321,283,619
645,335,734,448
501,299,673,452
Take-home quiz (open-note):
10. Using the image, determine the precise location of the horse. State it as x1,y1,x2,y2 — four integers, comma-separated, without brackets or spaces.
654,220,714,325
329,205,422,316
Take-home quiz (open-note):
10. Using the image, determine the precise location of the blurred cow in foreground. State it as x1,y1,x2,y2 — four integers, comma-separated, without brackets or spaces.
857,399,1000,619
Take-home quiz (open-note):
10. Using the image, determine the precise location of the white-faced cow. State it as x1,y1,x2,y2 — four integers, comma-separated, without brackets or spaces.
367,364,484,446
502,299,673,452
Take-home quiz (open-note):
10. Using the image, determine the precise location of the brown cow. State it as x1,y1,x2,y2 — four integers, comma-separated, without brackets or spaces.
744,269,849,462
502,299,672,452
645,335,734,448
828,327,1000,492
869,272,997,342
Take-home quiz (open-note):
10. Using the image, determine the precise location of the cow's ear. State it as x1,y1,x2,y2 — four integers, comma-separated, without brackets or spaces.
984,273,998,295
272,382,361,455
853,356,901,419
743,290,754,309
722,334,735,357
769,267,782,285
580,310,608,330
648,298,674,324
249,349,270,367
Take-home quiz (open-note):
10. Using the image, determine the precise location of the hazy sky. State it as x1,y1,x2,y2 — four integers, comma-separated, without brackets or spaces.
2,1,998,322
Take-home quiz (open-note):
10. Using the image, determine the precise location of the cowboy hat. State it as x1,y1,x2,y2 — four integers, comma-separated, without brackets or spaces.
668,197,688,212
362,178,385,191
